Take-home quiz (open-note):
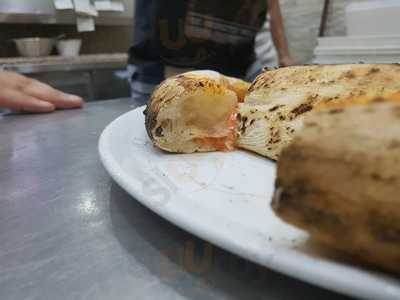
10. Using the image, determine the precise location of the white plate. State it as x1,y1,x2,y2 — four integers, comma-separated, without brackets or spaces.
99,107,400,300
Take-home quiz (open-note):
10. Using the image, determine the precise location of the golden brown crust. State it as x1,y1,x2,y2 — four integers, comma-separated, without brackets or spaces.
239,64,400,160
248,64,400,97
144,75,218,143
314,92,400,111
144,95,160,142
145,70,249,153
223,76,249,102
273,101,400,273
146,64,400,158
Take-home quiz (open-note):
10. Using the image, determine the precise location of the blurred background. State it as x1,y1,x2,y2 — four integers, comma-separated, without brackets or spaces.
281,0,400,64
0,0,134,101
0,0,398,101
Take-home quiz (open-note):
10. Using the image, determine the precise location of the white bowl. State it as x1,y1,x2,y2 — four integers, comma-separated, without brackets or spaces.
56,39,82,57
14,37,55,57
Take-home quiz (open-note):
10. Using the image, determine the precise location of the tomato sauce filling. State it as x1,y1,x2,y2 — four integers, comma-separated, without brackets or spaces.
196,107,239,152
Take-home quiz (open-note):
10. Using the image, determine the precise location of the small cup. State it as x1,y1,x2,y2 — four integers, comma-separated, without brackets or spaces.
56,39,82,57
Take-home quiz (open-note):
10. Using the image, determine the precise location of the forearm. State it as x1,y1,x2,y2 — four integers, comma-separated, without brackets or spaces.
268,0,291,60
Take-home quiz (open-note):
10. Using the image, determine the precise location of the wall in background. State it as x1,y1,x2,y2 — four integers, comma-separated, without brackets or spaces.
1,0,378,63
0,24,133,57
0,0,134,19
0,0,134,57
280,0,372,63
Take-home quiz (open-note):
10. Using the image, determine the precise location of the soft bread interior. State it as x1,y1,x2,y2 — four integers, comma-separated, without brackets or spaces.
153,88,239,153
182,90,237,136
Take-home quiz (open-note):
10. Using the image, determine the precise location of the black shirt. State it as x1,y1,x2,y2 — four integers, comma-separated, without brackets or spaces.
129,0,268,78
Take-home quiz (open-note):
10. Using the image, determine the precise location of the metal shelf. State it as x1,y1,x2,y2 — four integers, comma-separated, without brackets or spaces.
0,53,128,74
0,12,133,26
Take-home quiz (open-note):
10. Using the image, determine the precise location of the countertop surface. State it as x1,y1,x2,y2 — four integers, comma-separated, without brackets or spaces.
0,99,354,300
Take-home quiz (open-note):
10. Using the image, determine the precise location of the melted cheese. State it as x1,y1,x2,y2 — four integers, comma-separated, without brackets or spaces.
182,91,237,135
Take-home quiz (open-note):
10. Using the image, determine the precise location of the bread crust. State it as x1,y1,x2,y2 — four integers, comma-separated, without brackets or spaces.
238,64,400,160
146,65,400,158
145,70,248,153
272,102,400,273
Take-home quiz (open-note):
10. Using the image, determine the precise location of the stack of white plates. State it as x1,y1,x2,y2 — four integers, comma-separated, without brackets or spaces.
313,35,400,64
313,0,400,64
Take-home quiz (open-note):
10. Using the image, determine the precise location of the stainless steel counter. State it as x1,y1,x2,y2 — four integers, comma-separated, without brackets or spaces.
0,99,354,300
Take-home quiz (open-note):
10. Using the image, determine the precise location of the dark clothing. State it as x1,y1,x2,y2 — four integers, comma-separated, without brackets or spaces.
129,0,268,78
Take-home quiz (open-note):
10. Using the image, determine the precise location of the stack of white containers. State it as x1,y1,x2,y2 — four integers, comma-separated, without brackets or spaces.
313,0,400,64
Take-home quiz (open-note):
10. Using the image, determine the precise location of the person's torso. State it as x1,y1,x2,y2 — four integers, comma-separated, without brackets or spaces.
130,0,268,77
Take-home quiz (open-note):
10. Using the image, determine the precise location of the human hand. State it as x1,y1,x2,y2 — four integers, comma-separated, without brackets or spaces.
0,71,84,113
278,56,296,67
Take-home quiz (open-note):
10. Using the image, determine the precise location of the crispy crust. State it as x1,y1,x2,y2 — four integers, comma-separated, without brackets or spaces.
272,101,400,273
314,92,400,111
146,65,400,157
238,64,400,160
248,64,400,97
145,71,249,153
145,75,199,143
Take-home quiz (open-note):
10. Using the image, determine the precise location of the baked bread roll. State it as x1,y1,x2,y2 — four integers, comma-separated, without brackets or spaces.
146,65,400,159
237,64,400,159
272,100,400,273
145,70,249,153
